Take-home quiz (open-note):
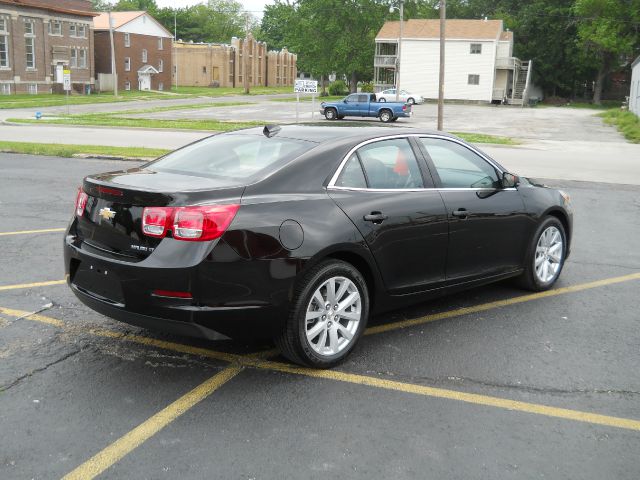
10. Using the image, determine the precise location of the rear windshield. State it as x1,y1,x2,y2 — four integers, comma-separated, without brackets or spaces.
147,134,315,181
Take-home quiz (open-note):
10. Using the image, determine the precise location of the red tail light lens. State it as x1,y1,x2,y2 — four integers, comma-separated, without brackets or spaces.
142,205,239,241
142,207,172,238
173,205,240,241
75,187,88,217
152,289,192,299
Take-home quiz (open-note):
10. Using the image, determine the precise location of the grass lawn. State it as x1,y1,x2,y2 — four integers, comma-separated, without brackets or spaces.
113,101,255,115
451,132,518,145
170,86,294,96
0,91,190,109
0,141,169,158
271,95,344,103
8,115,263,132
598,109,640,143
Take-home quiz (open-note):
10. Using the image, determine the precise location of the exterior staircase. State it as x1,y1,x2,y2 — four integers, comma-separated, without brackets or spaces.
510,60,531,106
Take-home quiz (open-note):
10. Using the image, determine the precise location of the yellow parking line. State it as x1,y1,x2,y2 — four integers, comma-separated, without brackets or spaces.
247,358,640,432
0,280,66,291
365,272,640,335
0,228,65,236
62,365,243,480
0,306,64,327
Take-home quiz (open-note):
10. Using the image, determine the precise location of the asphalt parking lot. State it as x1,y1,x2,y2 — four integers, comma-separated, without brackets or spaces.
1,153,640,479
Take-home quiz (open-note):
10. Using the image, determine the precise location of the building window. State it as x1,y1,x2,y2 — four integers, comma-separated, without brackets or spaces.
470,43,482,54
69,24,76,37
24,20,34,36
77,24,86,38
25,37,35,69
0,34,8,68
124,33,130,47
202,66,207,74
1,83,10,94
158,82,164,91
124,81,131,91
124,57,130,71
142,49,147,63
28,83,37,94
158,37,163,50
48,21,61,36
70,48,77,68
0,18,6,33
158,59,163,72
468,74,480,85
79,49,87,68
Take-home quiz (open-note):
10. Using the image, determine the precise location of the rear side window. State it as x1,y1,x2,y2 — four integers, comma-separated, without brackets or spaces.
149,134,313,181
335,154,367,188
419,137,499,188
357,138,424,189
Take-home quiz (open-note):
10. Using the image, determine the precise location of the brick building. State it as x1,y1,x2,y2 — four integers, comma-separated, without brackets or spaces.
0,0,96,95
93,11,172,92
173,36,296,89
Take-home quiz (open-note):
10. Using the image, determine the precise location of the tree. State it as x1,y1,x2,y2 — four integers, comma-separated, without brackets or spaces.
574,0,640,104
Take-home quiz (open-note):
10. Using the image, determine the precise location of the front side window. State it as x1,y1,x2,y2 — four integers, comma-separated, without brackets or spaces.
470,43,482,54
419,137,499,189
150,134,315,182
348,138,424,189
345,94,359,103
357,94,368,102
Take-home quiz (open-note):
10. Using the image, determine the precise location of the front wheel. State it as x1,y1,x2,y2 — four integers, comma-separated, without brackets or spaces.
276,260,369,368
517,216,567,291
379,109,393,123
325,108,337,120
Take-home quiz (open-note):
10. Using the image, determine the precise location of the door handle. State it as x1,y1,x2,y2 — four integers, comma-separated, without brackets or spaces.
452,208,469,219
363,211,388,224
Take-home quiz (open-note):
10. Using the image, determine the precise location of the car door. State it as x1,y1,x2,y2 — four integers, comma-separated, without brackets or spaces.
328,137,449,294
343,94,361,115
417,136,529,281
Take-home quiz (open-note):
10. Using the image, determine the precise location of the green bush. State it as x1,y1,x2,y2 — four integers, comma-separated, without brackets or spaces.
360,82,374,93
599,109,640,143
328,80,348,96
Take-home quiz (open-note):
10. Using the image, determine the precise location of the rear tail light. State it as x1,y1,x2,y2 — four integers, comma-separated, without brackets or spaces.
75,187,88,217
152,289,192,299
142,205,239,242
402,104,407,111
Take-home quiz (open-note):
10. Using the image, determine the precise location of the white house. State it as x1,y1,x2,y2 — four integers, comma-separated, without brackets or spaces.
630,55,640,116
374,19,532,105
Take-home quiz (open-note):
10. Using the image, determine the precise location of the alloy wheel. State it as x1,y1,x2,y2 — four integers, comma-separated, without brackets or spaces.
305,276,361,356
534,226,563,283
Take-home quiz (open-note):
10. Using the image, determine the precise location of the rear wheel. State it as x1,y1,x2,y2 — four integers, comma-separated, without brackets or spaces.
407,97,415,105
517,216,566,291
325,108,337,120
276,260,369,368
379,109,393,123
378,97,386,102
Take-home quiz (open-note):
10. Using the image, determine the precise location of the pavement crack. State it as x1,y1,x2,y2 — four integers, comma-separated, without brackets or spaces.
0,348,83,393
363,370,640,397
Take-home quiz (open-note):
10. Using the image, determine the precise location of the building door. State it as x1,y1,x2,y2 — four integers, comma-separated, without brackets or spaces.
138,73,151,91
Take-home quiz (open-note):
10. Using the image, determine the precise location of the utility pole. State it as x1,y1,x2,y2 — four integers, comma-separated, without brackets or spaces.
243,13,250,94
392,0,404,102
437,0,446,130
174,9,178,92
108,10,117,96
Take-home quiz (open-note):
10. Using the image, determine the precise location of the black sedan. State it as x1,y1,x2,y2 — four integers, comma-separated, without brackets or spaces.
65,126,572,368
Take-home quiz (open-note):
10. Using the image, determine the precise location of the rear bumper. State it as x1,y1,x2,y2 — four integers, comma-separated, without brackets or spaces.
64,234,293,339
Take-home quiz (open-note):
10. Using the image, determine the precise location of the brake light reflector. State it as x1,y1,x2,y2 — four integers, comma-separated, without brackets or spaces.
75,188,88,217
173,205,239,241
141,205,239,241
142,207,172,237
152,289,193,299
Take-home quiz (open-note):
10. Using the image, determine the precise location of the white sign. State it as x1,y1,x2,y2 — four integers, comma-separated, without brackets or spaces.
63,69,71,91
294,79,318,94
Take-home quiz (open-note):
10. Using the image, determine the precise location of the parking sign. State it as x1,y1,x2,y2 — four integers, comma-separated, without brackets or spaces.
63,69,71,91
294,80,318,94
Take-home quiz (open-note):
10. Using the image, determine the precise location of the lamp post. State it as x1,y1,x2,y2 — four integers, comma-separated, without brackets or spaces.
108,10,117,96
389,0,404,102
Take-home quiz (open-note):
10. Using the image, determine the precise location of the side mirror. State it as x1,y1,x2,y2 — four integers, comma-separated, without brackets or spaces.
343,99,348,103
502,172,519,188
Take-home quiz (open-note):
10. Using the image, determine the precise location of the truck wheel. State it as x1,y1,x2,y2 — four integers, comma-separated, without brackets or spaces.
325,108,337,120
379,109,393,123
337,115,345,120
390,117,398,122
378,97,386,102
407,97,415,105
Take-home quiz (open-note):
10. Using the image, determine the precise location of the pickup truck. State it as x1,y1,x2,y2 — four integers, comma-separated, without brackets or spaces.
320,93,411,123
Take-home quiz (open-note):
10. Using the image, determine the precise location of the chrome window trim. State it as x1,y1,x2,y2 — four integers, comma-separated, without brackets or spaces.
329,186,517,193
327,133,506,191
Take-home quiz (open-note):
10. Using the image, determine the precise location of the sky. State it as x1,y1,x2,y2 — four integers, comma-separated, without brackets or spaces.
154,0,275,17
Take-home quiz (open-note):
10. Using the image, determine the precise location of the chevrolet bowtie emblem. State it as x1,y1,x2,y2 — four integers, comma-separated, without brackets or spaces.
99,207,116,221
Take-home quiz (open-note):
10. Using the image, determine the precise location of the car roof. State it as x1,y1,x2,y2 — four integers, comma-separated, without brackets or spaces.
226,125,459,145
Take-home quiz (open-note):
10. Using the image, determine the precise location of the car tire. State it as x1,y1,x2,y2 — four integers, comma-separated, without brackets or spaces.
390,117,398,122
379,109,393,123
276,259,369,368
378,97,386,102
325,108,337,120
337,115,345,120
407,97,415,105
516,216,567,291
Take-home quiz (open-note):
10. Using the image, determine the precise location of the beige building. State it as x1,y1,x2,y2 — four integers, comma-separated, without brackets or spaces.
173,35,296,88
